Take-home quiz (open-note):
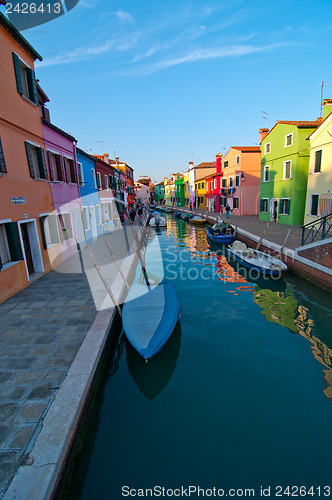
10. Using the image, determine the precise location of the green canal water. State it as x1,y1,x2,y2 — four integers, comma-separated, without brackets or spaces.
69,217,332,498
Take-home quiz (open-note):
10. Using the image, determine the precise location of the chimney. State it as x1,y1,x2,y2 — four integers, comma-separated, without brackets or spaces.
103,153,109,163
322,99,332,120
189,161,194,169
259,128,269,144
216,153,222,175
115,156,119,165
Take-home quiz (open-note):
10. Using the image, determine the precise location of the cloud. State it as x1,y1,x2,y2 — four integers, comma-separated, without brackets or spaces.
115,10,135,23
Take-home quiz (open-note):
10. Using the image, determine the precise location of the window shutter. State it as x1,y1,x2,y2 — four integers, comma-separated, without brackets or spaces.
47,151,55,181
286,199,290,215
0,138,7,173
25,142,35,178
12,53,23,95
26,68,39,105
64,158,71,183
36,148,48,179
5,223,23,261
39,217,48,249
72,160,78,184
279,200,283,213
314,150,322,173
259,199,264,211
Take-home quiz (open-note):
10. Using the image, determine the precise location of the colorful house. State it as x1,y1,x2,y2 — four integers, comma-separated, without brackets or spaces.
189,161,216,209
134,182,150,204
304,100,332,225
154,181,165,203
195,175,206,209
0,12,56,302
115,158,135,208
77,148,103,245
219,146,261,215
174,174,185,207
259,118,321,225
41,116,83,262
94,155,120,233
206,154,222,212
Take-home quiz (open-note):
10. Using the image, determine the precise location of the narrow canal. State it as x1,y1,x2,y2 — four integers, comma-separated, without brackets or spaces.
68,216,332,498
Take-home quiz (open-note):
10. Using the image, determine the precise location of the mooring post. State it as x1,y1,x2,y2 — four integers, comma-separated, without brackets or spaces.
105,241,130,291
256,223,270,250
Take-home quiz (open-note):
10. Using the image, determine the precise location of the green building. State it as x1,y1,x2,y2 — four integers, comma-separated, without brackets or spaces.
154,182,165,203
259,119,321,225
175,175,185,207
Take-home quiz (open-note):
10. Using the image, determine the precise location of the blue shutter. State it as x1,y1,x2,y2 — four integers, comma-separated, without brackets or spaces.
12,53,23,95
286,199,290,215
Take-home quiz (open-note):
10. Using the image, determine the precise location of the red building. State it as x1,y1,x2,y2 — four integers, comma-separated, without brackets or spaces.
205,153,223,212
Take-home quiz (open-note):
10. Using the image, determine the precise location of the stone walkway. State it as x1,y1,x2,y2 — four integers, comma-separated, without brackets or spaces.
0,221,141,497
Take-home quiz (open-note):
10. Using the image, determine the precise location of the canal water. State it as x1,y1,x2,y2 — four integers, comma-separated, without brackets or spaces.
69,216,332,498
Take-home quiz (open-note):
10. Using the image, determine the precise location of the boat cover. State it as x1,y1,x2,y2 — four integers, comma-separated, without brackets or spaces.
122,282,181,359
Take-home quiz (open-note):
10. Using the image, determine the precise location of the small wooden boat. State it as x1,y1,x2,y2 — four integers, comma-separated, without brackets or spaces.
122,282,181,360
227,241,288,276
190,216,205,225
181,213,193,221
206,224,235,245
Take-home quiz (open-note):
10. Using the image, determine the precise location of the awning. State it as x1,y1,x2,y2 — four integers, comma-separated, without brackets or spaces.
319,193,332,217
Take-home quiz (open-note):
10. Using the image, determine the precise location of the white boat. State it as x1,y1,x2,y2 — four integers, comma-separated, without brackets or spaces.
189,216,205,225
227,241,287,276
149,216,166,227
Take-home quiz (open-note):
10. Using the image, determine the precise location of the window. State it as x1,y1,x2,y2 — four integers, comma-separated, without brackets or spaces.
63,157,77,184
12,53,38,105
285,133,293,147
198,182,201,189
264,142,271,154
92,169,97,189
25,142,48,179
310,194,319,216
236,175,240,187
230,177,233,188
97,172,102,190
222,197,227,207
195,183,198,190
214,179,217,189
47,151,64,181
264,165,270,182
77,162,84,186
224,160,229,168
260,199,268,213
58,213,73,242
314,150,322,173
210,181,213,191
0,137,7,174
82,207,90,231
97,205,101,225
202,182,204,189
0,221,23,270
105,175,109,190
40,215,60,248
279,198,290,215
233,197,239,209
200,196,204,204
236,155,240,165
222,178,227,188
284,160,291,180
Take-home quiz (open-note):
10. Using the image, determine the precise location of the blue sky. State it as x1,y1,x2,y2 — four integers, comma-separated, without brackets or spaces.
2,0,332,181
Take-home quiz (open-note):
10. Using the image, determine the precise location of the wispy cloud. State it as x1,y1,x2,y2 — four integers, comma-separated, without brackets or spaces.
115,10,135,24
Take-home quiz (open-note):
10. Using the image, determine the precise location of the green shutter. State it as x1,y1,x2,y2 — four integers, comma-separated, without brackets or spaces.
36,148,48,179
40,217,48,249
286,199,291,215
279,199,283,213
0,137,7,173
26,68,39,105
260,199,264,212
25,142,35,178
5,223,23,261
12,53,23,95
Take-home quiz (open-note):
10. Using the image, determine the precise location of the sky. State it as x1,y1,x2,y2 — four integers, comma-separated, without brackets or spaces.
2,0,332,182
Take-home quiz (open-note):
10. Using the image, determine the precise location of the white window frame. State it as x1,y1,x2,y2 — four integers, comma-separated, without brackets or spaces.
214,179,217,189
264,165,270,182
105,175,109,190
92,168,97,189
233,197,239,209
0,221,12,268
283,160,292,180
264,142,271,154
284,133,293,148
39,212,59,249
236,175,240,187
236,155,240,165
97,172,102,190
261,198,269,213
97,204,102,225
310,194,320,217
82,206,90,231
313,150,322,174
77,162,84,186
14,53,37,106
224,160,228,169
229,176,234,188
280,198,290,215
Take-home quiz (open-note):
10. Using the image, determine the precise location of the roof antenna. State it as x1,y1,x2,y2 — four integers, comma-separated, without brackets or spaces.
262,111,268,129
320,80,325,118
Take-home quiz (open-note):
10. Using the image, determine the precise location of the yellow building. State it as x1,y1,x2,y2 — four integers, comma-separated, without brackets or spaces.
194,175,207,209
183,170,190,207
304,99,332,225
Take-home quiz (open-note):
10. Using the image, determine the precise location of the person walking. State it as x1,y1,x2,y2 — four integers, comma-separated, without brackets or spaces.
225,204,231,219
129,207,136,223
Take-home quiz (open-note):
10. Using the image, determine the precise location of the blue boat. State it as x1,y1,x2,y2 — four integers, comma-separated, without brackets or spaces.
122,282,181,360
175,211,182,218
206,224,236,245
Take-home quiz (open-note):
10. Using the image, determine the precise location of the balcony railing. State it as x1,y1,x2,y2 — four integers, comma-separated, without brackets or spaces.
301,213,332,246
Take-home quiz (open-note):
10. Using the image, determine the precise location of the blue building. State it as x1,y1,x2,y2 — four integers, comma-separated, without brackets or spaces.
77,148,103,245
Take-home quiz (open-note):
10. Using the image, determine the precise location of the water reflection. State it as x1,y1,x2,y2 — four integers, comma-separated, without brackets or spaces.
125,321,182,400
165,217,332,402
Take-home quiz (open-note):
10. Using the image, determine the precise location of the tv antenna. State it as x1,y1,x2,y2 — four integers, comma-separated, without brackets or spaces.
262,111,268,128
320,80,325,117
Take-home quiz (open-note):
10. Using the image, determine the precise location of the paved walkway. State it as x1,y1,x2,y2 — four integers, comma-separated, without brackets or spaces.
0,221,141,497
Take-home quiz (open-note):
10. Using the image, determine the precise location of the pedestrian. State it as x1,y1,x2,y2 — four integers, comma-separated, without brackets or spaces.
129,207,136,222
225,204,231,219
138,206,143,219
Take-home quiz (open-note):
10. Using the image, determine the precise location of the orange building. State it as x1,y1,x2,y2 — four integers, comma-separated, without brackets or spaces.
0,13,58,303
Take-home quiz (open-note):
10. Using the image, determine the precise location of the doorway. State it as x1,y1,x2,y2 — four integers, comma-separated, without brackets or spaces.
19,220,44,279
270,198,278,222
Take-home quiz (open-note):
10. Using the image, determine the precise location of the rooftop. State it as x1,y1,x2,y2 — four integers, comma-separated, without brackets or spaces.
0,11,42,61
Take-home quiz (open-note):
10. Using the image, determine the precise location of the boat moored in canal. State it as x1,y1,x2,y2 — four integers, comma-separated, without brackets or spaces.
190,215,206,225
122,281,181,360
227,241,288,276
206,223,236,245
